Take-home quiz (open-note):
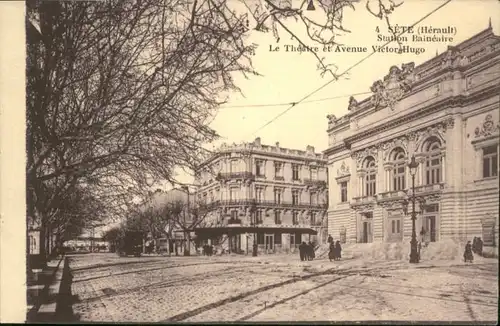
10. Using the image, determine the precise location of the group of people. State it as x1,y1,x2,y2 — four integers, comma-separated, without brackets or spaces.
298,241,316,261
327,235,342,262
464,237,484,263
202,244,215,256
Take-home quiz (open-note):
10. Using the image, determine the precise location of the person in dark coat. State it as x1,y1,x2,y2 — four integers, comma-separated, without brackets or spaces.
476,237,484,256
299,241,307,261
464,241,473,263
334,240,342,261
327,235,333,244
308,241,315,260
328,241,335,262
472,237,478,254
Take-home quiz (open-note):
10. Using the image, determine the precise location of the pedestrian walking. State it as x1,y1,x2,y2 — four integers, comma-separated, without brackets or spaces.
334,240,342,261
308,241,315,261
328,241,335,262
464,241,473,263
327,234,333,244
476,237,484,256
299,241,307,261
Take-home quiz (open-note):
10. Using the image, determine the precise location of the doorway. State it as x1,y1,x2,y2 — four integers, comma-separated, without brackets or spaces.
229,234,241,253
424,216,436,242
361,218,373,243
264,234,274,253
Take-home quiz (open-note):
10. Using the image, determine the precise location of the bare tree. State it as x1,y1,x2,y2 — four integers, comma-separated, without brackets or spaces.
26,0,403,261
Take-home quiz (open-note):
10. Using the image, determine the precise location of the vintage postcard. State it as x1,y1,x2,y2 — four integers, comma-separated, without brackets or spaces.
0,0,498,323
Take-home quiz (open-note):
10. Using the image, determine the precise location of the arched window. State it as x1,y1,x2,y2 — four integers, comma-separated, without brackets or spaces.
364,157,377,196
392,148,406,191
424,138,442,185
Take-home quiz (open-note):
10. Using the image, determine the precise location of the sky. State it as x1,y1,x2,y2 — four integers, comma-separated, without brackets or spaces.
168,0,500,186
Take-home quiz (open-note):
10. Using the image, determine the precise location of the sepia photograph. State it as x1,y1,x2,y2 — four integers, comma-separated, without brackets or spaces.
0,0,498,323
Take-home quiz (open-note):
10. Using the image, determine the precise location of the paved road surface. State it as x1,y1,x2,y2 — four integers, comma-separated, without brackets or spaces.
69,253,498,322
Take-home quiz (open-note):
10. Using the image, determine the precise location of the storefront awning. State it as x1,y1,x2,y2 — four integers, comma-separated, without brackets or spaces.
175,225,318,236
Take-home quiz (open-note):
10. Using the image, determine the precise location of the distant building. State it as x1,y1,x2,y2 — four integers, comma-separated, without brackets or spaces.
193,138,328,254
325,26,499,247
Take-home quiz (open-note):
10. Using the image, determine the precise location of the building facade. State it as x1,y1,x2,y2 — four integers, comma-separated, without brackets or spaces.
194,138,328,254
325,27,499,247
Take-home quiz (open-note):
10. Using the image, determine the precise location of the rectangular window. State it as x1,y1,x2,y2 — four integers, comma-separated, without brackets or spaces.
391,219,401,234
230,160,238,173
274,189,282,204
274,162,283,179
310,168,318,180
340,181,348,202
310,192,317,205
256,160,265,177
292,190,299,205
292,164,300,180
292,211,299,225
256,210,263,224
257,233,264,245
483,145,498,178
274,232,282,245
365,174,376,196
274,211,282,224
393,165,406,191
230,188,239,201
256,187,264,202
425,156,441,185
231,210,238,219
310,212,316,225
290,233,296,246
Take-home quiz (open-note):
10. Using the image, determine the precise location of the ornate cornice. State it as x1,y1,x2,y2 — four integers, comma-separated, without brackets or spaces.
344,83,499,146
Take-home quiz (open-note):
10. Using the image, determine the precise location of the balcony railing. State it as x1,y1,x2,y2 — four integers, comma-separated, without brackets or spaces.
216,172,255,181
202,199,327,210
376,190,407,201
303,179,327,188
227,218,242,225
411,183,445,195
350,196,376,206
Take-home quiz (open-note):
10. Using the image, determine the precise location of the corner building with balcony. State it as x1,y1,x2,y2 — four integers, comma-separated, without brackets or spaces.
325,27,499,248
194,138,328,254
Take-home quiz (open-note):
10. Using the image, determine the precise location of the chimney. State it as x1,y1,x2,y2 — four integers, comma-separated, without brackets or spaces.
275,142,280,148
306,145,315,153
254,137,261,146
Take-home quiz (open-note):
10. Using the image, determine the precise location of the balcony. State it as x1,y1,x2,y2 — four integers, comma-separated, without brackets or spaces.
409,183,445,197
350,196,376,209
304,179,327,188
274,176,285,181
216,172,254,181
376,190,407,202
202,199,327,210
227,218,242,225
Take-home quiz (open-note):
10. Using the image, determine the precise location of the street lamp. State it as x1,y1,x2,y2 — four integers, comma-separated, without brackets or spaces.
408,155,420,263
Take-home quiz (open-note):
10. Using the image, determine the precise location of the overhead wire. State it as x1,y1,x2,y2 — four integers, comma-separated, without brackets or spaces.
245,0,454,136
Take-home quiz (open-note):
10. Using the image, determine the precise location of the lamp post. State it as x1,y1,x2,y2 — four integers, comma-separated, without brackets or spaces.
252,204,258,257
408,155,420,263
181,186,191,256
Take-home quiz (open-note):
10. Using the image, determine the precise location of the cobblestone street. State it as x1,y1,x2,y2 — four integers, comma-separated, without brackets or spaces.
69,253,498,323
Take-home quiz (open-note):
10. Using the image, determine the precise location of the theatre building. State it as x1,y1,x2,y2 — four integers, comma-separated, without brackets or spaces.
193,138,328,254
325,26,499,248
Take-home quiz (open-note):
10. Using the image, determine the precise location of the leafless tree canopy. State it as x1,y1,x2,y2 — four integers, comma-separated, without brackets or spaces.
26,0,403,243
